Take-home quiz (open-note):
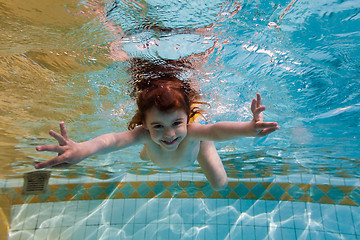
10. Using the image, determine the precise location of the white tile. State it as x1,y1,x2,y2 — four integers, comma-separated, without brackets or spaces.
240,199,255,226
61,201,77,227
336,205,355,235
123,199,136,224
306,202,324,232
145,199,159,224
133,199,148,224
314,175,331,185
217,224,230,239
37,203,55,229
168,199,182,224
85,225,98,240
204,199,217,225
87,200,102,225
19,230,35,240
255,226,269,240
350,206,360,235
33,228,48,240
296,229,311,240
168,223,182,239
278,201,295,229
47,227,61,240
242,225,255,239
181,199,194,224
266,200,281,224
321,204,339,233
111,199,125,224
132,224,146,240
292,202,309,230
229,224,243,240
75,201,90,224
281,227,297,240
228,199,241,225
253,200,268,227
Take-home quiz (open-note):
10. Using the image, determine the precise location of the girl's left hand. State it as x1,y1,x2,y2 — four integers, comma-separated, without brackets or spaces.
250,93,279,136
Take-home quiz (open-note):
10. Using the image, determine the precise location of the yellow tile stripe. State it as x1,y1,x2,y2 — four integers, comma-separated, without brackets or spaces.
0,194,11,240
1,181,359,207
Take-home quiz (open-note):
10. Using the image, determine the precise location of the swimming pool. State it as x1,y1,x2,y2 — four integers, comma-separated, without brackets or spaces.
1,0,359,239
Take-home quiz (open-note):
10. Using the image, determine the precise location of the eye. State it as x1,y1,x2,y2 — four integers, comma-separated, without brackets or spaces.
153,124,163,129
173,121,183,127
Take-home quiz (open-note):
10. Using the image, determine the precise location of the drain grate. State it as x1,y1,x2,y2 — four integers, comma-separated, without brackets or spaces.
22,171,50,195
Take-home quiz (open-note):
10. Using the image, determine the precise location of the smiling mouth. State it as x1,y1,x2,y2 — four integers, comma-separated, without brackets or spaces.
161,137,179,145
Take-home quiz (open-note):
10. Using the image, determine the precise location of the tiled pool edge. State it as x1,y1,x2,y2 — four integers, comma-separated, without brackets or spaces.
1,181,359,206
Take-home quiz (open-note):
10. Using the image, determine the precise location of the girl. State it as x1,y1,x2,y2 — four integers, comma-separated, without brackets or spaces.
35,59,279,190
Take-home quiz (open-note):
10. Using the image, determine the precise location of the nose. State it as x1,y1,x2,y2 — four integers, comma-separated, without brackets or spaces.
164,127,175,138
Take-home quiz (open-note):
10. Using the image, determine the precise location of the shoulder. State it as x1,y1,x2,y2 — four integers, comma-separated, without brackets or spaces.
187,123,213,140
128,126,152,143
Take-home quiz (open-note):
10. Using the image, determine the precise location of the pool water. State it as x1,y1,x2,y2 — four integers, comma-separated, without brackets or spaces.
0,0,359,239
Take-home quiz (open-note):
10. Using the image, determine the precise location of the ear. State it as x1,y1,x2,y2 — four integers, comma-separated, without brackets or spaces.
142,121,148,130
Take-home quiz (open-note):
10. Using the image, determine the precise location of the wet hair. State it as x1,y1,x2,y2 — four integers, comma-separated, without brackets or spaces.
127,57,204,130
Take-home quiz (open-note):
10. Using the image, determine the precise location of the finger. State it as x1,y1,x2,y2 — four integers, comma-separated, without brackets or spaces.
253,106,266,116
36,145,64,153
50,162,72,168
251,98,257,113
49,130,67,146
257,127,279,136
256,93,262,108
60,122,68,140
255,122,278,129
34,155,66,169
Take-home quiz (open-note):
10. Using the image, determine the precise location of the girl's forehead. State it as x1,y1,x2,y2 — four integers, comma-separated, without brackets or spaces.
145,107,187,121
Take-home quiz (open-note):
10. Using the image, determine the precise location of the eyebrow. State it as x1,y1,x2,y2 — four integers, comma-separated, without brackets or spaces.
150,117,186,126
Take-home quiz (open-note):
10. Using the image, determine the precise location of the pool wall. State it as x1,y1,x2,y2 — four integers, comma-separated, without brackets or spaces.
2,173,360,239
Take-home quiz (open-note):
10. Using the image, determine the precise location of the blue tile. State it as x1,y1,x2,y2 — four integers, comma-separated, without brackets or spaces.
252,183,267,199
201,182,214,198
269,184,286,200
152,182,166,197
53,185,70,201
287,184,305,201
184,182,199,198
104,183,119,197
71,184,86,200
349,188,360,206
306,185,325,202
326,186,346,204
119,183,135,198
234,183,249,198
167,182,182,197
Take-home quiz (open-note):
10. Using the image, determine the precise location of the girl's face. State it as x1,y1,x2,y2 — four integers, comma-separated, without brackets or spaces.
144,107,188,151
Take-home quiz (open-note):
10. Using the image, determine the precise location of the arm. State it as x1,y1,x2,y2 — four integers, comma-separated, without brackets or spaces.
35,122,145,169
190,93,279,141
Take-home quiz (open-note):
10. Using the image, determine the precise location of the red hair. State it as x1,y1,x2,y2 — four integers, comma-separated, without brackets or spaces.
127,58,203,129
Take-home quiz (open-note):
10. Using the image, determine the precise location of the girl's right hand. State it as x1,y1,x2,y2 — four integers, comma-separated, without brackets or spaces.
35,122,85,169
